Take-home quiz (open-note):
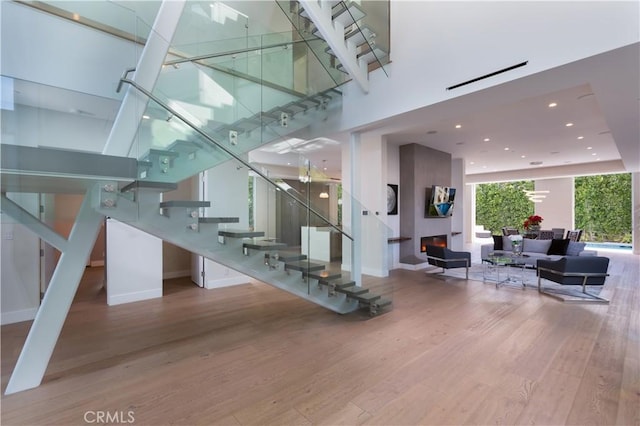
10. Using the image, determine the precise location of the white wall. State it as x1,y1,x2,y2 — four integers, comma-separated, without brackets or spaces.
451,158,465,251
355,135,388,277
1,1,136,100
534,178,575,235
202,161,250,289
341,1,639,130
386,142,401,269
0,194,40,325
106,219,162,306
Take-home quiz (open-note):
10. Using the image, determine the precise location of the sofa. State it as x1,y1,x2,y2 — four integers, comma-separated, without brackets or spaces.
481,235,597,268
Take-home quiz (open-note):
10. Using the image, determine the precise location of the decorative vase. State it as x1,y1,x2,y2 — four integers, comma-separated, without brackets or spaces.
529,224,541,235
512,242,522,256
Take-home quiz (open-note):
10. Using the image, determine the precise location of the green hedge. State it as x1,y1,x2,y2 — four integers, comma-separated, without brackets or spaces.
476,181,534,235
476,173,631,243
575,174,631,243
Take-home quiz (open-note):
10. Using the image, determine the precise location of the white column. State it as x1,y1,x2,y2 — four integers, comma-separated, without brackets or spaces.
349,133,362,285
102,0,187,157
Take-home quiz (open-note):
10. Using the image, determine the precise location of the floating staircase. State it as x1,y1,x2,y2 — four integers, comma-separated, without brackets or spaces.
91,180,391,316
136,86,342,184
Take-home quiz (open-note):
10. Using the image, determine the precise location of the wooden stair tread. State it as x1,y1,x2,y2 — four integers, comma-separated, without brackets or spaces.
243,241,287,250
121,181,178,193
199,217,239,224
372,298,392,308
159,200,210,208
335,285,368,295
354,292,382,303
277,253,308,262
320,279,356,288
218,229,265,238
284,261,326,273
305,270,342,281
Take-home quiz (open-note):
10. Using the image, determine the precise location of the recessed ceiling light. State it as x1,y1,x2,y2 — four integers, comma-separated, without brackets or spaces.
548,102,557,108
455,124,462,129
287,162,291,165
482,165,487,169
592,153,597,156
483,138,490,142
142,115,150,119
470,161,475,165
504,147,509,151
577,136,584,140
521,155,526,158
587,146,593,150
565,122,574,127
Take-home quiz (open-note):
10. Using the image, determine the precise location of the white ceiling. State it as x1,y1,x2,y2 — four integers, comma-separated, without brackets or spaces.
253,41,639,183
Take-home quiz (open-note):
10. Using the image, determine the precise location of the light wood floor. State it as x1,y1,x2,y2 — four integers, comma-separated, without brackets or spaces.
1,251,639,425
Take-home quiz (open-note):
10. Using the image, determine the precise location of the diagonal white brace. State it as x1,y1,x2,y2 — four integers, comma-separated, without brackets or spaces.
5,187,105,395
1,194,68,252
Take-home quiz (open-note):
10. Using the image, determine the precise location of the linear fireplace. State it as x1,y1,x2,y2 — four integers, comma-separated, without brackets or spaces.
420,235,447,252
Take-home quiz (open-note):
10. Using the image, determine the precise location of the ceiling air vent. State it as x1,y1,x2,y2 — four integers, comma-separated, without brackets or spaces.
446,61,528,91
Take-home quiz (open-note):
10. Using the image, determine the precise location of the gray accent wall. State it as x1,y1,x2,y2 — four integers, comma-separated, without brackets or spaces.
399,144,452,263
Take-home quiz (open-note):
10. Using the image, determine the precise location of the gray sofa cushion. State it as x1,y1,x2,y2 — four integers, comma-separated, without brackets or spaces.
523,238,552,254
566,241,586,256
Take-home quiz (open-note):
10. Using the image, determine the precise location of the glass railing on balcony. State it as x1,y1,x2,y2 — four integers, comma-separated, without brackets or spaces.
25,1,158,43
276,0,390,78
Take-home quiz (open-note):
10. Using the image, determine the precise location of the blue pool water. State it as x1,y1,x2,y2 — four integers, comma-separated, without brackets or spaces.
585,242,633,252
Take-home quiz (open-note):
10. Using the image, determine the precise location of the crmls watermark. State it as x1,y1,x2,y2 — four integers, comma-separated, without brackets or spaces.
83,410,135,424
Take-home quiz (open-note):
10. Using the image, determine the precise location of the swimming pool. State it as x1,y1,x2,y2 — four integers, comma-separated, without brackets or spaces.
585,242,633,252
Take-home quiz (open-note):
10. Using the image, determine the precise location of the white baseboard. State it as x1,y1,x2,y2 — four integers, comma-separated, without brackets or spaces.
205,276,249,289
163,269,190,280
361,267,389,278
1,307,38,325
107,288,162,306
398,262,429,271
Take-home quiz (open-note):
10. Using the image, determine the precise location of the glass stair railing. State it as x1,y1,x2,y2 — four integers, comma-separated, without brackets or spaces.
95,95,392,315
128,32,344,184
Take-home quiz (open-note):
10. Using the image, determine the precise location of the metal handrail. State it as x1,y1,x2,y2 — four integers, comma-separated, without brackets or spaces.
118,76,353,241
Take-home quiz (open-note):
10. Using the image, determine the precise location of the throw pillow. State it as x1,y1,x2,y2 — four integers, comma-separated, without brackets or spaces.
566,241,586,256
522,238,553,254
492,235,503,250
547,238,570,255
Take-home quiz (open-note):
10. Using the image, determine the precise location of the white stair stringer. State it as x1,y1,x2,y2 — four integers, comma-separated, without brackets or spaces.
99,197,359,315
298,0,369,93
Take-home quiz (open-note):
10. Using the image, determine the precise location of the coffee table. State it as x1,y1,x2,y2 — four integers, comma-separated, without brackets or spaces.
482,251,528,289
